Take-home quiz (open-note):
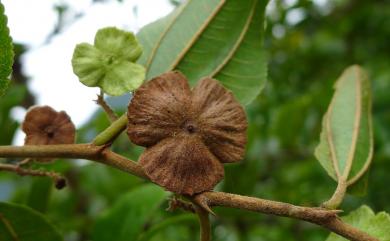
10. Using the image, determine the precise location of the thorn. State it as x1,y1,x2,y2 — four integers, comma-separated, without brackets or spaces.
192,195,216,216
331,209,343,215
318,206,344,214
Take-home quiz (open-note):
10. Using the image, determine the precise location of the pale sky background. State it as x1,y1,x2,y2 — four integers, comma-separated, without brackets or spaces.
2,0,174,145
2,0,320,145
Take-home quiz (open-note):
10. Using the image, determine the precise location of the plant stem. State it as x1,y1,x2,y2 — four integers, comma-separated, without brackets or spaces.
92,114,128,146
0,144,379,241
0,144,146,179
17,158,31,166
195,192,378,241
322,179,347,209
0,144,102,159
0,163,62,179
100,148,146,179
194,205,211,241
96,90,118,122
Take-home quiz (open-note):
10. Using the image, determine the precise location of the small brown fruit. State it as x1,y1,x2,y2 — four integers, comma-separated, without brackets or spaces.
22,106,76,162
127,71,247,195
55,178,67,190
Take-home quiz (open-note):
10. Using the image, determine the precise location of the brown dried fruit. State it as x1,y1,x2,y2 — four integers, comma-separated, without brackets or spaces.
55,177,67,190
127,71,247,195
22,106,76,162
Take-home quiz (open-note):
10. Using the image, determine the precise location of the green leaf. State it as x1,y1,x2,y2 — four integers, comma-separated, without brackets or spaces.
0,2,14,97
0,202,62,241
92,184,169,241
326,205,390,241
27,177,52,213
314,65,373,208
137,0,268,105
72,27,145,96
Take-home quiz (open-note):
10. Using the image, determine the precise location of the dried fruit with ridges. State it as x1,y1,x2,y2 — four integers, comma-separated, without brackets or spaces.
127,71,247,195
22,106,76,162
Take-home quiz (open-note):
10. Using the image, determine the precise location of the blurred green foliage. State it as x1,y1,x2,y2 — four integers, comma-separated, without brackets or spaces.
0,0,389,240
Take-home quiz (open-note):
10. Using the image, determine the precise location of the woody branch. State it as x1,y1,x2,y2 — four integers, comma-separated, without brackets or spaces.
0,144,378,241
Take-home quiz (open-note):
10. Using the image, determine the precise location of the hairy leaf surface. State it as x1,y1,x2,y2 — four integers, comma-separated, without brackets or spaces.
315,65,373,187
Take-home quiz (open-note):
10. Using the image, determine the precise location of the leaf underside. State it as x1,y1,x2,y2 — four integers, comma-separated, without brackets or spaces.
137,0,268,105
315,65,373,188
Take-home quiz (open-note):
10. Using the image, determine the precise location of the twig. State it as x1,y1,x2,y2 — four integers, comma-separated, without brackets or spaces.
17,158,31,166
193,192,378,241
322,179,347,209
0,144,103,159
192,192,340,221
100,148,146,179
0,144,379,241
95,90,118,122
194,204,211,241
0,144,144,178
0,163,66,189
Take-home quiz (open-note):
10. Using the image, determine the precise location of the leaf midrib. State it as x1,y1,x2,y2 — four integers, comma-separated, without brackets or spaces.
347,69,374,185
210,0,258,77
168,0,258,78
325,67,363,181
144,0,190,70
342,67,362,180
146,0,227,72
169,0,227,70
